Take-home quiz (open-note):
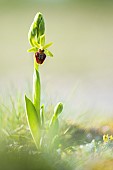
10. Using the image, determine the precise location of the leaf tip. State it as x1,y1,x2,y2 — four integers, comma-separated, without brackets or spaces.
54,102,63,116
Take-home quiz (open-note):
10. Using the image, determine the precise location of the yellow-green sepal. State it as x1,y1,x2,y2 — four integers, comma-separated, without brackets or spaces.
45,49,53,57
27,47,38,52
43,42,53,49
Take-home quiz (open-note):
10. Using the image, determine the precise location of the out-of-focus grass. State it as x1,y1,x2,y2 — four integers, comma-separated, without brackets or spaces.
0,93,72,170
0,90,112,146
1,93,113,170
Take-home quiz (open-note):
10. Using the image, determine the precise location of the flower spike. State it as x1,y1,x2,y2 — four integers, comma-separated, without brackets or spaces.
28,13,53,64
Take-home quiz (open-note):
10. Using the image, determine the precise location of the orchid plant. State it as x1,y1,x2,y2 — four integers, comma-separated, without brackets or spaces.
25,12,63,151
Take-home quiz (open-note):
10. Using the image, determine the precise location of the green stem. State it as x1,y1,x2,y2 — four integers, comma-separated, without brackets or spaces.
33,59,41,126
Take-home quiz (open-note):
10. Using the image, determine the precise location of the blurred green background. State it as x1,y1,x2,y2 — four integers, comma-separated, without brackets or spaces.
0,0,113,120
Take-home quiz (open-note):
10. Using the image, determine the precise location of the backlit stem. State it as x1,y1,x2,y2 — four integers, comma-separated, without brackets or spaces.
33,59,41,126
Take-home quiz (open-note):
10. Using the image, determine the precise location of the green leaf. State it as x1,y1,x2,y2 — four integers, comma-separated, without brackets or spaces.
25,95,40,148
45,49,53,57
48,103,63,146
43,42,53,49
40,34,45,46
48,119,59,149
54,102,63,118
51,119,59,134
49,102,63,127
27,47,38,53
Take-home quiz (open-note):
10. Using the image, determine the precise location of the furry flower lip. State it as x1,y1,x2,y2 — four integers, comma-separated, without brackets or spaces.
35,49,46,64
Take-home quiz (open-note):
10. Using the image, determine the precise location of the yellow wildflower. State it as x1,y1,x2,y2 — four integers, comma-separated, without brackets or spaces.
109,135,113,141
103,134,109,142
103,134,113,142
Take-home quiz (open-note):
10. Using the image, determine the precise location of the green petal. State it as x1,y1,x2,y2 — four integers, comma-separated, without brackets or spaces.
45,49,53,57
43,42,53,49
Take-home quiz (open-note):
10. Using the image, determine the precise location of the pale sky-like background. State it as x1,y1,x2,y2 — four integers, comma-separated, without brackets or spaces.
0,0,113,122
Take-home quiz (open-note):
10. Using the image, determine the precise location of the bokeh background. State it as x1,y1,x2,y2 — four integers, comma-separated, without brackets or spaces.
0,0,113,123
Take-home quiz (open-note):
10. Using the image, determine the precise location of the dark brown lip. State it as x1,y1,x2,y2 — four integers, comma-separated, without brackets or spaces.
35,50,46,64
